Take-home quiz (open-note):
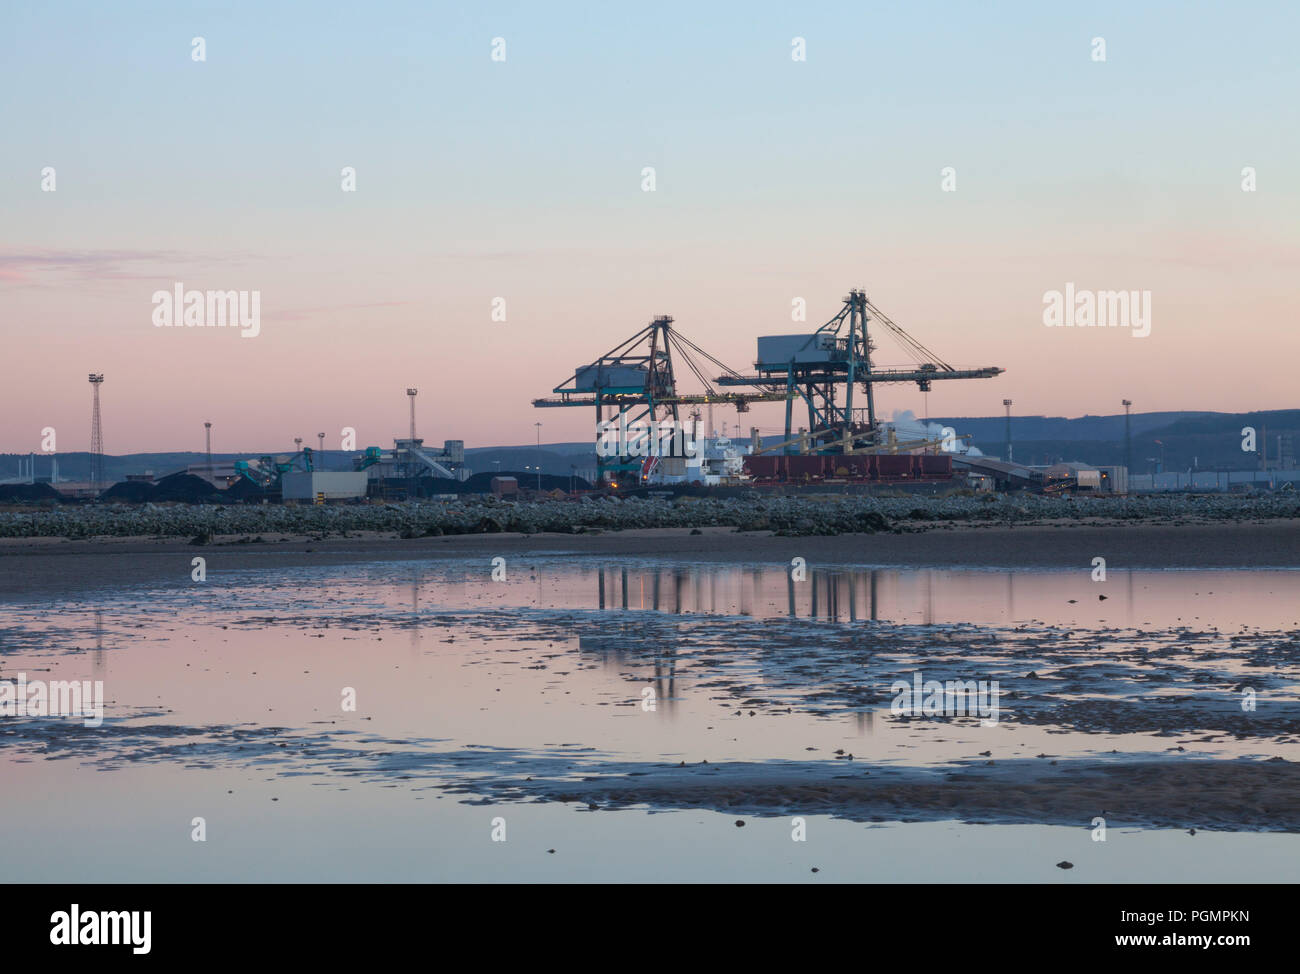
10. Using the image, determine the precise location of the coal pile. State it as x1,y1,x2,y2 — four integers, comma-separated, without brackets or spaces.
224,477,277,503
99,473,223,504
0,482,64,505
99,480,155,503
150,473,222,503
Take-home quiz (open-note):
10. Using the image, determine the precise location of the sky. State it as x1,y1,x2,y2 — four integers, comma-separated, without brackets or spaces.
2,1,1298,455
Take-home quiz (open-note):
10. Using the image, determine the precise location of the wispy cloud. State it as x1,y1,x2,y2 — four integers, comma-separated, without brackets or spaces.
0,249,260,286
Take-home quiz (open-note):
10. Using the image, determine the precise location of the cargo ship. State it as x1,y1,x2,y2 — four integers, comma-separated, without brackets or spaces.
623,429,960,498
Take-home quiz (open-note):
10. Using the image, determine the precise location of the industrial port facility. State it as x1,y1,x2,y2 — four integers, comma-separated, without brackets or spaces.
13,286,1299,503
533,286,1090,494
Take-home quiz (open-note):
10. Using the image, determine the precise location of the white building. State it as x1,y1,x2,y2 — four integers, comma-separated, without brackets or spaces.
281,471,369,501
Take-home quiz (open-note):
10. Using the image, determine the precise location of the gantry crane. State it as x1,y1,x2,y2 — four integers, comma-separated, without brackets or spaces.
716,289,1004,454
533,315,794,484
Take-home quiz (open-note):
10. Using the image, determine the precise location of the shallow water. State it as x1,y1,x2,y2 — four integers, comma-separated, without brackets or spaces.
2,559,1298,881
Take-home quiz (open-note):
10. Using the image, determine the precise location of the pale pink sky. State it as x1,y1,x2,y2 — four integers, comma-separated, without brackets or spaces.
3,218,1298,454
4,3,1297,454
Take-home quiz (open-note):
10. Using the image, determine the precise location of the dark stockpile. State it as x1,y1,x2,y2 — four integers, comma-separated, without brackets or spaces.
99,473,223,504
224,477,277,503
150,473,223,502
99,480,155,503
0,482,64,505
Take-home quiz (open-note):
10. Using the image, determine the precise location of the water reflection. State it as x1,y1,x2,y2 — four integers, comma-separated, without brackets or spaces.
93,608,106,677
583,564,1300,629
577,621,679,714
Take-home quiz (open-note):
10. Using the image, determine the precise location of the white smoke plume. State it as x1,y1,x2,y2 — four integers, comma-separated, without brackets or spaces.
886,410,984,457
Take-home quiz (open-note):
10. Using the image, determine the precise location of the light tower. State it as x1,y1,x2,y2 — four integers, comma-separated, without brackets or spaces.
406,388,418,442
1122,399,1132,473
1002,399,1013,463
204,422,213,479
534,421,543,491
88,374,105,489
294,437,303,452
317,432,325,468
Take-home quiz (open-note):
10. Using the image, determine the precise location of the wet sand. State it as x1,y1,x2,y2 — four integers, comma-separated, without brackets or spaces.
3,520,1300,600
4,520,1300,864
480,757,1300,832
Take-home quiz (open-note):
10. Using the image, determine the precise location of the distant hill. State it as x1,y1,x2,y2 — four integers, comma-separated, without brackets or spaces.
931,410,1300,471
929,411,1218,441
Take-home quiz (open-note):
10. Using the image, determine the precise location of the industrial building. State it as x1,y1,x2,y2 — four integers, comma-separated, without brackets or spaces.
281,471,369,502
945,458,1131,494
952,457,1040,492
1042,462,1129,495
1131,468,1300,492
354,438,468,481
218,390,473,501
490,476,519,498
